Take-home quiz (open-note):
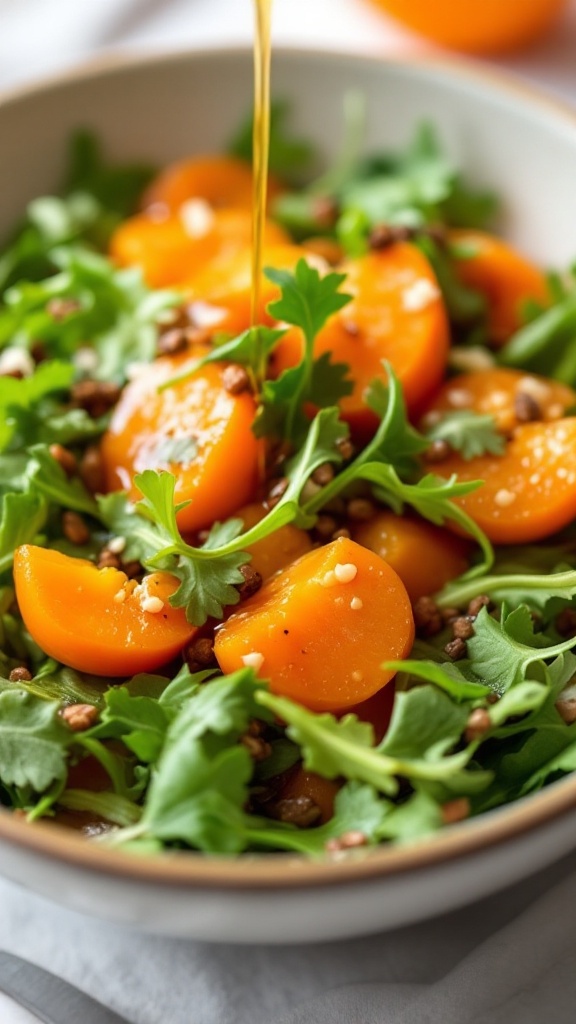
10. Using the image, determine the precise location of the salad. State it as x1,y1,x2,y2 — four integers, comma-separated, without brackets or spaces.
1,106,576,858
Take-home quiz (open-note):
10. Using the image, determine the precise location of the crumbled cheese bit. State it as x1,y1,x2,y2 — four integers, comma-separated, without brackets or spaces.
402,278,440,312
351,670,364,683
113,588,127,604
73,346,99,373
141,595,165,614
188,300,227,329
320,570,336,588
557,467,568,480
108,536,126,554
241,652,265,671
350,596,363,611
0,346,35,377
180,197,215,238
529,473,541,485
334,562,358,584
446,388,472,409
494,488,517,508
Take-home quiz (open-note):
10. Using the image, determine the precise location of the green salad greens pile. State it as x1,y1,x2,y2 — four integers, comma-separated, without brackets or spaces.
1,110,576,858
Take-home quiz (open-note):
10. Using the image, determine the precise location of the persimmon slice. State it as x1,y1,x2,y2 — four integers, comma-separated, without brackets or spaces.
214,537,414,711
100,349,261,533
14,546,196,677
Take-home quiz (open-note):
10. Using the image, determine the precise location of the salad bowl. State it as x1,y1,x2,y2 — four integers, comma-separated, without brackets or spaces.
1,47,576,943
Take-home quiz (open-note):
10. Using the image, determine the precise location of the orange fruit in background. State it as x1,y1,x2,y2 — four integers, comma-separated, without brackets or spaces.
369,0,567,54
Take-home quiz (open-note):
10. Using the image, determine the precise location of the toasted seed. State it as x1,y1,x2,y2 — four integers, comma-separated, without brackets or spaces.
445,637,467,660
49,443,77,478
441,798,470,825
424,439,452,463
325,830,368,852
79,445,106,495
157,327,190,356
452,616,475,641
61,704,99,732
62,511,90,546
221,363,252,396
71,379,121,418
467,594,491,618
269,796,322,828
464,707,492,742
9,666,32,682
514,390,542,423
314,515,338,539
241,734,272,761
185,637,216,672
347,497,376,521
312,462,335,487
413,596,443,638
238,564,263,600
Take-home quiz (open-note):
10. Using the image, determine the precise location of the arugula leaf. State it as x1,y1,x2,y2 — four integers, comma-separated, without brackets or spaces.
384,658,491,701
424,410,505,460
256,688,485,795
89,687,172,763
25,444,98,516
57,788,141,827
274,122,498,247
436,564,576,612
467,606,576,694
499,288,576,385
0,248,178,383
0,360,74,451
0,690,71,793
377,788,443,842
0,493,47,575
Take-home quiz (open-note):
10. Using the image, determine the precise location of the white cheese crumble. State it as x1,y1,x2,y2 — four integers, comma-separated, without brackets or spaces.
494,488,517,508
350,596,363,610
141,595,165,614
180,197,215,238
242,652,265,671
108,536,126,554
334,562,358,584
188,300,228,329
401,278,440,312
0,347,34,377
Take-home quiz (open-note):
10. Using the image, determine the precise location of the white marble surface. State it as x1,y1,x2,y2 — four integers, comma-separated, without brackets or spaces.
1,2,576,1021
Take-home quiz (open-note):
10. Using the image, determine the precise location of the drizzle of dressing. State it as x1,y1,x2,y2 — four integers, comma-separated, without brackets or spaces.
251,0,273,326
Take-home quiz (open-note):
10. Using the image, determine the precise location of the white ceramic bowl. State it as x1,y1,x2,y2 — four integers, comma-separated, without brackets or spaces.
1,48,576,944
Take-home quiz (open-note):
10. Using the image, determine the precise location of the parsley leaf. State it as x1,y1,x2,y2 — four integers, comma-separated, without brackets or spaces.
424,410,505,460
257,258,352,442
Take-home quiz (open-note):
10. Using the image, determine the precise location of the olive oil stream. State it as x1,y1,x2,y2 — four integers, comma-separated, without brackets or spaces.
251,0,273,326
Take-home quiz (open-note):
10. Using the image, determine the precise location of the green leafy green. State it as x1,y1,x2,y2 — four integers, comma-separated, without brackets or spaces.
228,99,314,181
424,410,505,460
0,690,72,793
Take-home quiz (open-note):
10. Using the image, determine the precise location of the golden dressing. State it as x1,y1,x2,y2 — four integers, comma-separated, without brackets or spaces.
250,0,273,326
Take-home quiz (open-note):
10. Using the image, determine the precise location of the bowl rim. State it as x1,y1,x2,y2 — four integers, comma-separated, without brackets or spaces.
2,43,576,891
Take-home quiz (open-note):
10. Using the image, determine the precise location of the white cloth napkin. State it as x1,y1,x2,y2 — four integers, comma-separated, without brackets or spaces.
0,853,575,1024
0,2,576,1023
